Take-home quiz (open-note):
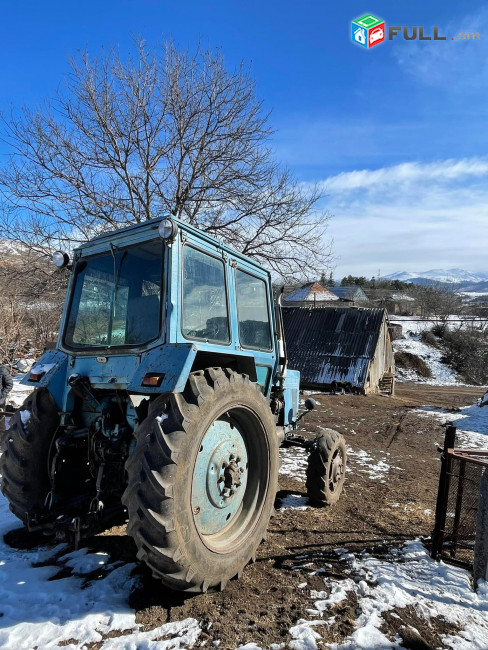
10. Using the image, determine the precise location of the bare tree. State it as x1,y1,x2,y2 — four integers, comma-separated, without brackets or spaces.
0,237,66,360
0,40,331,280
408,283,463,334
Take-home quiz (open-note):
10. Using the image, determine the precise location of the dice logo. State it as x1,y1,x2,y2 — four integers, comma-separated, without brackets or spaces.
352,14,385,49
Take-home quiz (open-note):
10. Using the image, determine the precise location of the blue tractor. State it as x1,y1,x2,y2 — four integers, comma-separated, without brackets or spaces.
0,216,346,592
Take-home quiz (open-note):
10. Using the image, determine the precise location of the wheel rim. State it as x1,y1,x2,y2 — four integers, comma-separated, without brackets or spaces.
328,447,345,493
191,407,269,552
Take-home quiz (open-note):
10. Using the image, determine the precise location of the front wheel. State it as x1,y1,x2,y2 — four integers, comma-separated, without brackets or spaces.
122,368,279,592
306,429,347,507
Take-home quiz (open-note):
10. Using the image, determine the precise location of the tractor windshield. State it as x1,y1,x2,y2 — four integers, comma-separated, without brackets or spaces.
64,240,163,349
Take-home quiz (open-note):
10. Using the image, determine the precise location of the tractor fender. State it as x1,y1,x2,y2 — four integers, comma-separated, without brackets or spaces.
127,343,198,393
128,344,260,394
20,349,69,409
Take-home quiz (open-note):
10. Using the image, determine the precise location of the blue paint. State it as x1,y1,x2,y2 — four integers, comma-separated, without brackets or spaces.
283,369,300,428
24,215,300,448
128,344,197,393
191,418,248,536
20,349,69,409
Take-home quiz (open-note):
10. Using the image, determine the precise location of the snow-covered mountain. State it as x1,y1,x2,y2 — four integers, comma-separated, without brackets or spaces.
384,269,488,283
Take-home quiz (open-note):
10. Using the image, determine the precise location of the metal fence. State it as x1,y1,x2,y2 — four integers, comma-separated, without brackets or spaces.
431,425,488,570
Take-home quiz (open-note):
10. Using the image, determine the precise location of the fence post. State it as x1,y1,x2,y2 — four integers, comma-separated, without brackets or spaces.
431,425,456,560
450,458,466,559
474,469,488,586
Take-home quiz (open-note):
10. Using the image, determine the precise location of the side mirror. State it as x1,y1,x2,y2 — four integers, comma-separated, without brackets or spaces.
304,398,317,411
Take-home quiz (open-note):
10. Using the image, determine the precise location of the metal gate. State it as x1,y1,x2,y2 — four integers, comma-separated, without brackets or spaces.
431,425,488,569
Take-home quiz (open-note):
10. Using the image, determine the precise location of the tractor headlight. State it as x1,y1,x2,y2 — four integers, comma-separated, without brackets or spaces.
158,218,178,242
52,251,70,268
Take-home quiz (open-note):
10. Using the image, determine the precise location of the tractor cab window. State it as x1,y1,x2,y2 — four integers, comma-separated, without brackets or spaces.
235,270,272,350
182,246,230,343
64,241,163,349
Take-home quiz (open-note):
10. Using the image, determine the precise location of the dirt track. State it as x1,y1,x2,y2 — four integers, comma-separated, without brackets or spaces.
94,382,484,649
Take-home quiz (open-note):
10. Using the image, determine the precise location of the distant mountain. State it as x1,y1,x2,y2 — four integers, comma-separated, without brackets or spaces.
383,269,488,283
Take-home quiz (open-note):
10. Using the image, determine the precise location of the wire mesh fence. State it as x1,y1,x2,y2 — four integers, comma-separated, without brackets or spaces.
432,425,488,571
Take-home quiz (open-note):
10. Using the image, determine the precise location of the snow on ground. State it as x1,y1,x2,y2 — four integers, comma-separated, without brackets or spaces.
279,446,308,481
393,335,460,385
346,447,402,483
1,380,204,649
277,494,310,511
0,491,202,649
391,318,463,385
288,540,488,650
414,398,488,449
7,375,32,408
244,540,488,650
279,434,402,486
391,315,487,335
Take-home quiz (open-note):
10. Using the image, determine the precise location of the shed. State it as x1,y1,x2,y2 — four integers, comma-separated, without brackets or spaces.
283,306,395,395
329,286,369,303
284,282,339,305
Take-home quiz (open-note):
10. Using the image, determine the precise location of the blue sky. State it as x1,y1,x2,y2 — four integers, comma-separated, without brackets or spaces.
1,0,487,278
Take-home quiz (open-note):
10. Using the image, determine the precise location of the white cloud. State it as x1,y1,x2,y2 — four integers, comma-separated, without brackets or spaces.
393,8,488,90
316,157,488,279
319,157,488,194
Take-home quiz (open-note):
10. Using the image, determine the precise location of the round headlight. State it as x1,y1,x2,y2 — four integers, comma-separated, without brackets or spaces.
52,251,70,268
158,218,178,241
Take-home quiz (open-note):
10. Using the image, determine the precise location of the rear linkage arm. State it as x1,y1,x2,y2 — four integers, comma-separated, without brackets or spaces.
281,398,317,450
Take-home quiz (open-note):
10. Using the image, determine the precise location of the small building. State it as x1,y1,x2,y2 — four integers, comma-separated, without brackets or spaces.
284,282,339,306
385,293,418,316
283,306,395,395
388,322,403,341
329,285,369,303
364,289,419,316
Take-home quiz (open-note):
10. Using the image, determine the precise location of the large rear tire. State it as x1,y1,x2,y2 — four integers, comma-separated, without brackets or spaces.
306,429,346,507
0,389,59,523
122,368,278,592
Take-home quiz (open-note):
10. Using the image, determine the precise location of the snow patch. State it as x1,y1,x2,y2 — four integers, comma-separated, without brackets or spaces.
414,399,488,449
0,493,202,649
100,618,201,649
278,494,310,511
297,541,488,650
394,335,460,385
346,447,402,483
279,446,308,481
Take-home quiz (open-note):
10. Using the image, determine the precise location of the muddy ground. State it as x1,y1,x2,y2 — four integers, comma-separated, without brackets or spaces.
7,382,487,649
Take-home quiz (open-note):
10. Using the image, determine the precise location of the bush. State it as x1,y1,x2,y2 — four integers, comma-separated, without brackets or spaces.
420,329,440,348
394,351,432,378
441,329,488,385
431,323,446,338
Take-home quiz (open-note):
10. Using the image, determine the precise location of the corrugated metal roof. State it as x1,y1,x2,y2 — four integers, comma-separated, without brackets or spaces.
330,286,368,301
284,282,339,302
283,307,386,389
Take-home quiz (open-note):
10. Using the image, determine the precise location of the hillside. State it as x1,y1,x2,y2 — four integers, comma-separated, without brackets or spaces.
382,269,488,293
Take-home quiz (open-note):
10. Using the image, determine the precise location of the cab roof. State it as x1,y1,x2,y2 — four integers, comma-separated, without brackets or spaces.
75,214,269,276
